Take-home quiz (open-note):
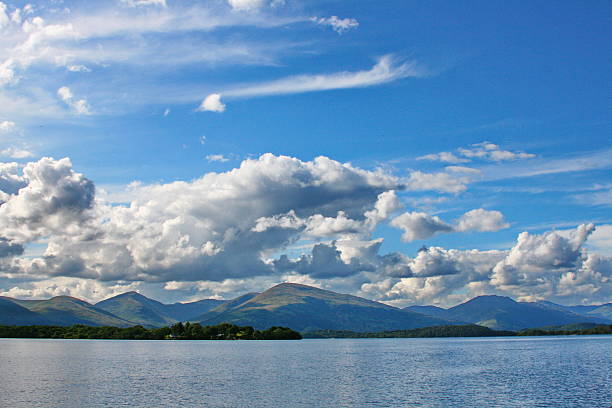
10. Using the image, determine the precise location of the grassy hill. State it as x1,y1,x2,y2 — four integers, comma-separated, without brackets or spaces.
200,283,451,332
95,292,176,328
17,296,135,327
0,297,53,326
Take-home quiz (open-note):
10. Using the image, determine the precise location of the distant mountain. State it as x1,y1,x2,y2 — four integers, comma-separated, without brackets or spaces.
95,292,176,328
3,288,609,332
13,296,135,327
404,305,455,320
95,292,227,326
200,283,450,332
536,301,612,321
408,295,611,331
163,299,226,321
194,292,259,322
0,297,53,326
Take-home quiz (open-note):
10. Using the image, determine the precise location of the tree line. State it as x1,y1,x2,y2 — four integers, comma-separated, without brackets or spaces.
302,324,612,338
0,322,302,340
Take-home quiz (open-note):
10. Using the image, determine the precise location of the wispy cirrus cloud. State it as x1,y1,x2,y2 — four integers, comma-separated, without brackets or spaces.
198,55,425,112
311,15,359,34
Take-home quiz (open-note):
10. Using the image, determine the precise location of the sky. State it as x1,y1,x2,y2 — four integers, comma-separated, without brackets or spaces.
0,0,610,307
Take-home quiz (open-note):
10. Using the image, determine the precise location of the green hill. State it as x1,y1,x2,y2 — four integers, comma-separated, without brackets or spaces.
18,296,135,327
200,283,451,332
0,297,53,326
163,299,226,321
95,292,176,328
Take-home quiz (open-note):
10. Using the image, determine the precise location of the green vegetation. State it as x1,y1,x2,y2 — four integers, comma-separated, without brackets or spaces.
303,324,612,338
303,324,514,338
518,325,612,336
0,322,302,340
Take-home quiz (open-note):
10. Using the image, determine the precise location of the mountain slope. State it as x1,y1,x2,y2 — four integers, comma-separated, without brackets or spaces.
194,292,260,322
537,301,612,320
0,297,54,326
95,292,176,328
404,305,453,320
443,296,610,331
19,296,135,327
200,283,450,332
163,299,226,321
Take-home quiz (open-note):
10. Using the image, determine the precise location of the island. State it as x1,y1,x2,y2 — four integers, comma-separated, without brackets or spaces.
0,322,302,340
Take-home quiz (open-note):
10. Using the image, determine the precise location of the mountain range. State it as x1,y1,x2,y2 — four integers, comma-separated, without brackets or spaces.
1,284,610,332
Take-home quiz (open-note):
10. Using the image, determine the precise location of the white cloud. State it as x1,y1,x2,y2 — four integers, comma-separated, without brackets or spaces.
360,224,611,307
405,170,472,194
0,120,16,132
228,0,265,11
0,2,9,28
206,154,230,162
458,142,535,161
421,142,535,164
0,277,141,303
57,86,91,115
587,224,612,257
1,155,608,306
391,212,454,242
0,154,399,283
198,93,226,113
312,16,359,34
1,147,34,159
390,208,509,242
418,151,470,163
66,64,90,72
200,55,423,111
574,189,612,207
121,0,167,7
456,208,509,232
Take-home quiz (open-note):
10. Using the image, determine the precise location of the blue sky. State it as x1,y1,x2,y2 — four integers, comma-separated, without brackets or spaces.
0,0,610,306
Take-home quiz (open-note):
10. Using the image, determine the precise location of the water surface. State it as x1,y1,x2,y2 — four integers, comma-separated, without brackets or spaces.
1,336,610,407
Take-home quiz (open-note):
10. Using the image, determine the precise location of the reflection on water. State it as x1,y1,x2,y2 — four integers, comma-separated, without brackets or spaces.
0,336,610,407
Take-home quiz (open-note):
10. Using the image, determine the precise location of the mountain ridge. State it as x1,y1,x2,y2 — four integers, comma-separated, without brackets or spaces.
2,286,610,332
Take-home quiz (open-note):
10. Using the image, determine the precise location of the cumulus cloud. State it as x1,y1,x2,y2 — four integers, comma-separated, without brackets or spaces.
456,208,509,232
0,157,95,243
390,208,509,242
0,154,607,306
274,242,374,279
57,86,91,115
0,277,141,303
359,224,611,307
391,212,454,242
198,93,226,113
200,55,423,111
311,16,359,34
0,154,399,283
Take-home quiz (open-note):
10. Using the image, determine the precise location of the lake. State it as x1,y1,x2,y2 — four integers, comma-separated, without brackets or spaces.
0,336,610,407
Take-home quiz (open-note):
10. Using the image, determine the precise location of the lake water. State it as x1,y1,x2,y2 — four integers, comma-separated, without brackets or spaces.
0,336,610,407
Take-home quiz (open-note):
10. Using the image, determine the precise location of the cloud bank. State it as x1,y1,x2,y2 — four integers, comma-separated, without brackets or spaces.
0,154,609,306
